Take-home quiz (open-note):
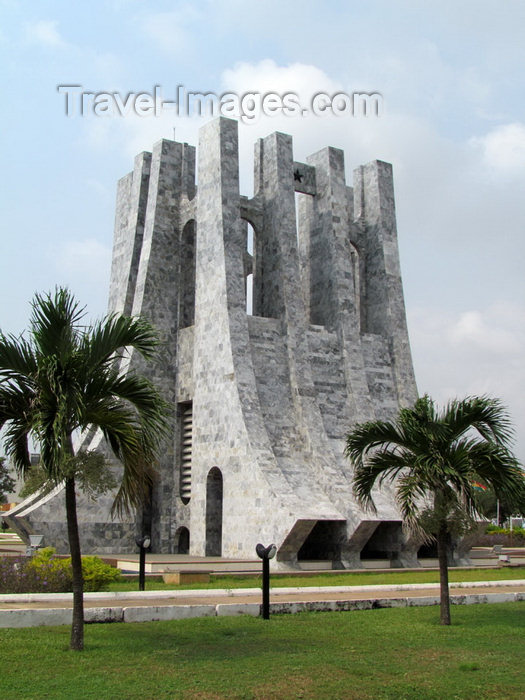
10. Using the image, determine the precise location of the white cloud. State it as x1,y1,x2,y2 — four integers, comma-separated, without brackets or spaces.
450,310,521,354
471,123,525,173
222,59,341,100
25,20,66,48
82,105,202,161
409,303,525,460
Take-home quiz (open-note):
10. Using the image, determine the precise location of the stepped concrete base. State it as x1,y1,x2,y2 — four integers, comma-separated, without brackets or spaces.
115,554,261,574
113,550,525,574
163,572,210,584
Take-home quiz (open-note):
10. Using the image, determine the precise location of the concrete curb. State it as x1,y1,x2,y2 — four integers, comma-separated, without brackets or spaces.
1,579,524,605
0,591,523,628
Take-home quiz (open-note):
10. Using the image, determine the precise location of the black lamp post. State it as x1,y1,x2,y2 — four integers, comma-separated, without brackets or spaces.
255,542,276,619
135,535,151,591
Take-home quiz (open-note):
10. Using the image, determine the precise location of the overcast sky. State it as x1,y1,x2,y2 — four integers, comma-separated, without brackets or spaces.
1,0,524,459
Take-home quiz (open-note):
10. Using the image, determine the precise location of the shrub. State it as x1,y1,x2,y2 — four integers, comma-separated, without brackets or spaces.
0,549,121,593
485,524,525,540
0,552,71,593
80,555,121,592
479,524,525,546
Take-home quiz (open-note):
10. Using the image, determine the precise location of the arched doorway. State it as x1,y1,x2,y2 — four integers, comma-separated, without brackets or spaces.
175,526,190,554
205,467,223,556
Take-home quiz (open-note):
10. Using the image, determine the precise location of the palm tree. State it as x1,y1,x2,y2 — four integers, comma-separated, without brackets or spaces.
0,288,168,649
345,395,524,625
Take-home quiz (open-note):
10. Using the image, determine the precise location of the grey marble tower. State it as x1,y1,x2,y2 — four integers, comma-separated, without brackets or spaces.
11,117,421,568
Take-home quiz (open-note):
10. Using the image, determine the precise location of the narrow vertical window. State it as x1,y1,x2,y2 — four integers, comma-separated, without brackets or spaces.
244,221,254,315
180,402,192,503
180,220,196,328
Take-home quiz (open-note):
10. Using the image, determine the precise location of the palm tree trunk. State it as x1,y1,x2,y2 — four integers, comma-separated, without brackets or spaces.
436,522,451,625
65,475,84,650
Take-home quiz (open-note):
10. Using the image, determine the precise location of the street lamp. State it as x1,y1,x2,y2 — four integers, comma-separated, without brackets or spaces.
135,535,151,591
255,542,276,620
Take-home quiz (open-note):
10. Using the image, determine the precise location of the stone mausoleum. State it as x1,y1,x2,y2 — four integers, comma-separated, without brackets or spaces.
10,117,429,568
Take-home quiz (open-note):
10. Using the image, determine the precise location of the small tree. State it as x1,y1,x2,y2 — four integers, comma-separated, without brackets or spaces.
0,456,16,504
474,482,525,525
0,288,168,650
18,452,117,501
345,395,525,625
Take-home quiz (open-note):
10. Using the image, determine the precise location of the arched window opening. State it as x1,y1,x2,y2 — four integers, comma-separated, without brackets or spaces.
205,467,223,557
180,220,196,328
349,241,361,330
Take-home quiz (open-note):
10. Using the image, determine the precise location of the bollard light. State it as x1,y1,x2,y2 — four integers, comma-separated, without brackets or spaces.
135,535,151,591
26,534,44,557
255,542,276,619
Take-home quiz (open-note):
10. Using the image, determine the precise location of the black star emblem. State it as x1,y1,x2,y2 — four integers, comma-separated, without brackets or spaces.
293,169,303,183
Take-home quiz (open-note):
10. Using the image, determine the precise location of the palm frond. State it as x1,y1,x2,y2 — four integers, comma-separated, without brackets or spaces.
0,383,37,474
352,449,412,511
0,333,37,381
395,472,431,532
345,419,406,466
3,422,31,475
30,288,85,359
82,314,161,369
82,371,169,454
468,441,524,497
83,398,161,516
110,374,170,426
443,395,514,447
111,454,157,518
406,394,438,425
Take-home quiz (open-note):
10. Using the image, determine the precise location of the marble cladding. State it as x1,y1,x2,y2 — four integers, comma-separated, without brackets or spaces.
20,118,419,567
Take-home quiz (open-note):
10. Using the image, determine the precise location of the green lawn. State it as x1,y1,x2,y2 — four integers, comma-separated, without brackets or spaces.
0,603,524,699
108,565,525,592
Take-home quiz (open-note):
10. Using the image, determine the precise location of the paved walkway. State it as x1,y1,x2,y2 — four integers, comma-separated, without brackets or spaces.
1,579,524,627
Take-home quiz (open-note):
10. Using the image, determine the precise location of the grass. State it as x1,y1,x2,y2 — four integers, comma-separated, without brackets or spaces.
107,565,525,592
0,602,523,698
